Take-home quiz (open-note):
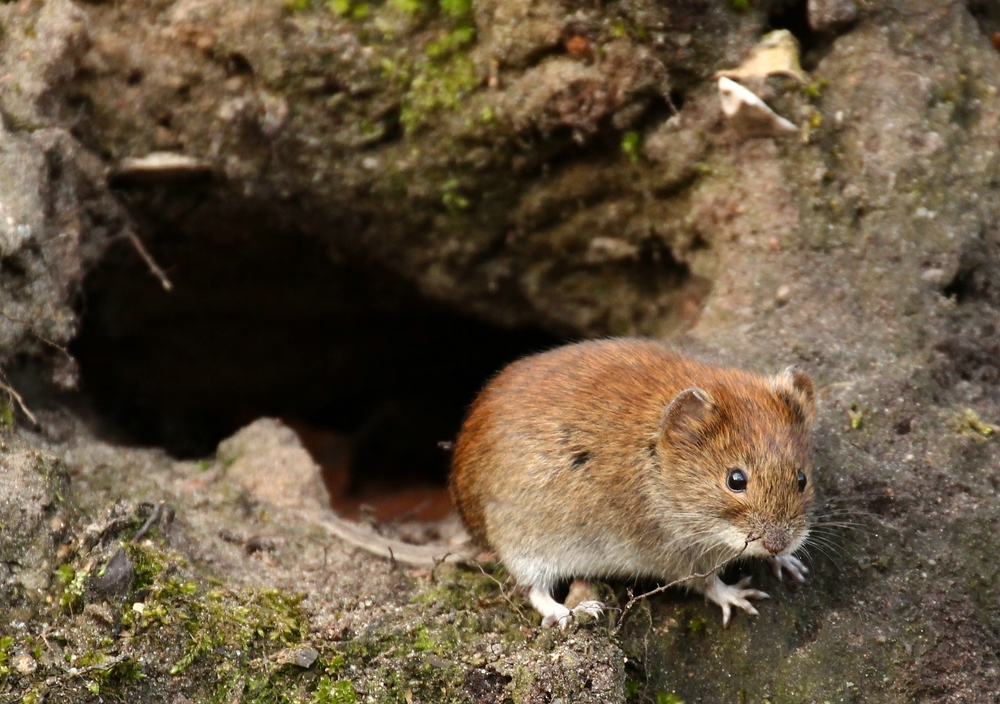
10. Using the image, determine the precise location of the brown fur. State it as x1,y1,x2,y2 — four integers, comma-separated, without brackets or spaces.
449,338,816,591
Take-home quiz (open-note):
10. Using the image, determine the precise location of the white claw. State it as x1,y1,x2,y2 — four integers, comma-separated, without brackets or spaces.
571,600,604,620
704,573,769,628
540,607,572,630
769,554,809,583
531,587,603,630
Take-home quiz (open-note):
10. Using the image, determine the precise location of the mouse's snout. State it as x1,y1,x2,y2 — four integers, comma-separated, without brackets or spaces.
761,525,791,555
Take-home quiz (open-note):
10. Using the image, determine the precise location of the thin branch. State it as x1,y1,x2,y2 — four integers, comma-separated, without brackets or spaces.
132,502,166,542
613,540,751,632
0,377,38,425
476,562,529,624
0,309,69,355
124,228,173,291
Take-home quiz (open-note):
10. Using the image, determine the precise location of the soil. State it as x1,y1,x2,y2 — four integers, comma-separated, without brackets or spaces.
2,0,1000,702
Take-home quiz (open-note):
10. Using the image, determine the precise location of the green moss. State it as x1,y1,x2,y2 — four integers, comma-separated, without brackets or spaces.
439,0,471,18
729,0,749,9
848,402,864,430
803,79,826,100
400,55,480,132
329,0,369,18
125,542,167,590
425,26,476,58
442,177,470,211
85,656,145,695
54,562,88,611
411,625,438,652
621,131,642,164
159,587,306,675
389,0,423,14
410,566,506,611
954,408,998,441
0,400,13,430
312,677,358,704
685,616,705,635
0,635,12,677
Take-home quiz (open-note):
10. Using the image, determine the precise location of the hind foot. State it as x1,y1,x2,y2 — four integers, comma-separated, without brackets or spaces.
529,587,604,629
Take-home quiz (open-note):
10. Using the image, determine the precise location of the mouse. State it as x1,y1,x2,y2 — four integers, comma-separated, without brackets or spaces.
448,338,816,628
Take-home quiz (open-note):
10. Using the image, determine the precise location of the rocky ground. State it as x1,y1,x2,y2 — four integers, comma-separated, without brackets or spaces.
2,0,1000,701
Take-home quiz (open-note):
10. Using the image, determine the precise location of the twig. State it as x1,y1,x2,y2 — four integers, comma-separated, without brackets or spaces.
124,228,173,291
0,310,69,355
132,502,166,542
0,377,38,425
613,540,752,632
476,562,529,624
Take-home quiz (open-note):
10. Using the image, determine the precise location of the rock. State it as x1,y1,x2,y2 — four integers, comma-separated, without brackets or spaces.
808,0,858,32
0,450,69,598
216,418,330,515
2,0,1000,701
272,646,319,669
93,548,135,595
498,42,667,142
12,653,37,676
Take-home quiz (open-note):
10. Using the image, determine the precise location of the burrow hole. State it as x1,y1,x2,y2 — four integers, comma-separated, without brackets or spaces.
71,187,558,523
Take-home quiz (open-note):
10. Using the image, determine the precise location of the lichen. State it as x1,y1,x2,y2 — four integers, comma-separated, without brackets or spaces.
953,408,997,441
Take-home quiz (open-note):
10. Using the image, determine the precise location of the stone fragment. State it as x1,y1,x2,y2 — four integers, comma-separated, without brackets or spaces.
272,646,320,669
94,547,135,595
217,418,331,516
13,653,37,675
808,0,858,33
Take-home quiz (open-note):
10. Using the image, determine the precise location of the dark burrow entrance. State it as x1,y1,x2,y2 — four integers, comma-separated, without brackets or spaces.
71,187,558,522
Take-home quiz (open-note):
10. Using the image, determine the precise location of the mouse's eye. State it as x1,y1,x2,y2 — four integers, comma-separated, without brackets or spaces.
726,468,748,493
797,471,807,493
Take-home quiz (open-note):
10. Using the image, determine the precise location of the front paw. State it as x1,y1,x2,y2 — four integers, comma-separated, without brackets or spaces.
704,574,769,628
768,554,808,583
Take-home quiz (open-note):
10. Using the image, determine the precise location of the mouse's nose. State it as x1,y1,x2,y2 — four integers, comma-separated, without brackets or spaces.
762,526,790,555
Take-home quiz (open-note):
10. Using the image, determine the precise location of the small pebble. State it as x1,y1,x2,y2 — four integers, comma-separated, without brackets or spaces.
564,35,593,62
13,653,37,675
95,548,135,595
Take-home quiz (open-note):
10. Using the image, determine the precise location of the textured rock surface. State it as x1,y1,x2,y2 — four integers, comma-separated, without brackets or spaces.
1,0,1000,702
0,0,122,383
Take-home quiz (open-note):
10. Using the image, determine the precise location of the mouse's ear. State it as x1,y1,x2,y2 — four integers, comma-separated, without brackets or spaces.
660,387,715,442
772,367,816,427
